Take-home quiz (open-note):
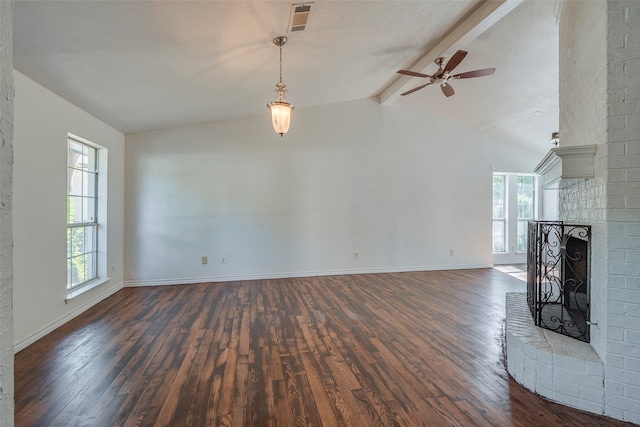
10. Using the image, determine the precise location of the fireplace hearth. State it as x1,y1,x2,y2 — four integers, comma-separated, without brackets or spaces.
527,221,591,342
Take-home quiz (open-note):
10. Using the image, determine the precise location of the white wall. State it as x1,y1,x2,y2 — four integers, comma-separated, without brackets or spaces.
12,71,125,350
125,98,535,285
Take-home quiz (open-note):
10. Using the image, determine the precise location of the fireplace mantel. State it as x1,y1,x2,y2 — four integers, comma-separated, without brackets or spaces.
535,145,597,188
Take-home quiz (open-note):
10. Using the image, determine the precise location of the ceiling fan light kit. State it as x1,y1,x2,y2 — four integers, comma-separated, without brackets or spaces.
267,36,294,137
398,50,496,98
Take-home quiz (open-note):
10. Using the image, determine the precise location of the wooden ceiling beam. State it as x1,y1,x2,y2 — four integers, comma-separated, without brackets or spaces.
377,0,523,104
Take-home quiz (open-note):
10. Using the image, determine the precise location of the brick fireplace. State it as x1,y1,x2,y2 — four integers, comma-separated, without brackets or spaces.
505,1,640,423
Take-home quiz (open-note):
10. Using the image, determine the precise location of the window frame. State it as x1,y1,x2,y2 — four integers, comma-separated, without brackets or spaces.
66,134,102,293
492,172,538,258
492,174,507,253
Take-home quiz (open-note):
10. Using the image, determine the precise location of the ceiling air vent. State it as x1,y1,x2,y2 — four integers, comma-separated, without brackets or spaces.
289,3,312,32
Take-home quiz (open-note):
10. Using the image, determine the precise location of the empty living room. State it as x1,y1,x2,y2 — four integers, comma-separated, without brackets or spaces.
1,0,639,425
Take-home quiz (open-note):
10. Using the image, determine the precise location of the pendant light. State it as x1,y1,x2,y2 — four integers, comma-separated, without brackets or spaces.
267,36,294,137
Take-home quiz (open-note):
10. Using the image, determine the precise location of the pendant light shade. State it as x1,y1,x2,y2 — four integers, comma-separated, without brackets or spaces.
267,36,294,137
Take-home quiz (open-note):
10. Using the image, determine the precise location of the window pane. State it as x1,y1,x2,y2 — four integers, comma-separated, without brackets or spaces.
493,220,505,252
69,140,83,165
83,196,96,223
70,227,85,257
68,196,83,224
517,176,535,219
493,175,505,220
516,176,535,251
67,225,97,288
493,175,506,252
517,220,528,252
86,171,96,198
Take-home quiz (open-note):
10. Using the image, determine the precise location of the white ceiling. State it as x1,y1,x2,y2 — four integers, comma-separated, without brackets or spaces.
13,0,558,153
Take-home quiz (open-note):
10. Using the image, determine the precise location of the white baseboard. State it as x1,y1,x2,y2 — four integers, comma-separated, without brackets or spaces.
124,263,492,287
14,281,124,353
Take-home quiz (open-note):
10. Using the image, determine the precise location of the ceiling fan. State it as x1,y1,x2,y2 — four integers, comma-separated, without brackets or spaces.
397,50,495,97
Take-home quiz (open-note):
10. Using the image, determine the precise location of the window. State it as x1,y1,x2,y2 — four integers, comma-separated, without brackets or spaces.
517,176,535,252
492,175,506,252
492,173,537,255
67,137,98,289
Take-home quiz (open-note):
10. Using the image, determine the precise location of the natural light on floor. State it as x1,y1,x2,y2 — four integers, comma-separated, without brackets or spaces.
494,264,527,282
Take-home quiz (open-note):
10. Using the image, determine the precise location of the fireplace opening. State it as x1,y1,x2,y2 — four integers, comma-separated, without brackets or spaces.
527,221,591,342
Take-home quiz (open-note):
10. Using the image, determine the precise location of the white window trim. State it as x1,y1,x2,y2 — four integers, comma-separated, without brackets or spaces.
493,172,539,264
66,132,109,300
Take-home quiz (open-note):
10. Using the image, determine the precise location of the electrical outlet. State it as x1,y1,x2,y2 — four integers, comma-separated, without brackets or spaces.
354,251,359,260
450,249,454,256
220,256,227,264
202,256,208,264
111,265,115,273
127,271,134,280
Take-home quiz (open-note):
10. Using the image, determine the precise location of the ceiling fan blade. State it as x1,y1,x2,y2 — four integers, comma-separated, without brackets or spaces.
443,50,467,73
453,68,496,79
397,70,433,79
440,82,455,97
401,83,432,96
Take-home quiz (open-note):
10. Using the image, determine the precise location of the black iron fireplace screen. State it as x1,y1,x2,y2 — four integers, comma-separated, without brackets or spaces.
527,221,591,342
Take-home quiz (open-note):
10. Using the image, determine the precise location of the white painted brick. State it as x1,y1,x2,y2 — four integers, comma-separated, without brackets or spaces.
554,380,581,398
607,379,626,396
556,367,604,389
608,182,640,196
609,100,640,116
609,300,627,314
608,394,640,413
629,31,640,48
625,411,640,425
537,349,552,364
608,353,625,369
608,325,625,341
608,235,640,250
536,385,554,399
627,250,640,263
607,142,628,155
627,196,640,209
569,357,587,373
608,169,627,182
626,354,640,372
607,154,640,169
607,367,640,385
608,342,640,358
624,58,640,75
524,369,536,390
608,114,627,128
580,385,605,404
627,383,640,401
587,360,605,376
555,392,584,410
627,167,640,181
626,223,640,235
627,303,640,317
536,361,553,378
605,405,625,420
628,85,640,101
607,195,626,208
628,331,640,346
626,277,640,289
629,144,640,158
574,399,603,414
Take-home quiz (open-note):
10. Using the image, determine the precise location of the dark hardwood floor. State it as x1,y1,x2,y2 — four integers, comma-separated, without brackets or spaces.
15,269,633,426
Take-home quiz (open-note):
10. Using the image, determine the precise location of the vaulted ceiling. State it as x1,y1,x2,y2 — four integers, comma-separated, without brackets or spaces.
13,0,558,153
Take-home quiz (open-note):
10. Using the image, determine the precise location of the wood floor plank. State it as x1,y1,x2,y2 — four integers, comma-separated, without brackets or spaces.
14,269,637,426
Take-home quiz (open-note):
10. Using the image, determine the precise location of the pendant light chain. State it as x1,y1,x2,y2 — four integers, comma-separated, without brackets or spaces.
279,44,283,83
